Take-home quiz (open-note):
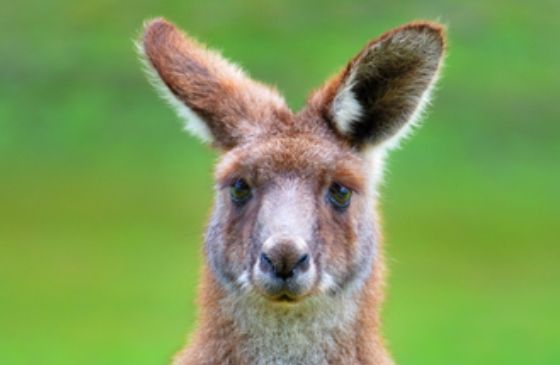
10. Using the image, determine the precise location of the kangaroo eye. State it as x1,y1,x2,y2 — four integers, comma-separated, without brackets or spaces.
327,182,352,210
230,178,252,205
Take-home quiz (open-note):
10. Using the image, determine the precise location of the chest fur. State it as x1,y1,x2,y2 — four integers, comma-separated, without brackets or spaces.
222,293,361,365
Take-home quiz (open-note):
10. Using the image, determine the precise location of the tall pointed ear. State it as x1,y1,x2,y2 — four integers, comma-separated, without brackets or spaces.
138,18,290,150
310,22,446,150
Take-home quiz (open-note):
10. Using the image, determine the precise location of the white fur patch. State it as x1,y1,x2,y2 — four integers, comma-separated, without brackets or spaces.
331,71,363,135
221,288,359,364
318,272,336,293
135,41,214,143
237,270,251,290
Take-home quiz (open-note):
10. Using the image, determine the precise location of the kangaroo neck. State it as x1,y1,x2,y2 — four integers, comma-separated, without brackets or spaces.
176,264,390,365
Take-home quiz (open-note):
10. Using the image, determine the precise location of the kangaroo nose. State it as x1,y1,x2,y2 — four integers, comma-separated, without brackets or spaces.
259,238,310,280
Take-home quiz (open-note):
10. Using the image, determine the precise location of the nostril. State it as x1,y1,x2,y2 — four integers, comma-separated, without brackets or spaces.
295,253,310,273
259,252,275,274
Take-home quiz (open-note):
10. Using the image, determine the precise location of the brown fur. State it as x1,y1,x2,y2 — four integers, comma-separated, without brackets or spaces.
139,17,446,365
142,18,293,149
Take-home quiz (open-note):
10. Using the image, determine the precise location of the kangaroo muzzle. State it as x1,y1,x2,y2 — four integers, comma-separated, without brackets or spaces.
253,234,317,302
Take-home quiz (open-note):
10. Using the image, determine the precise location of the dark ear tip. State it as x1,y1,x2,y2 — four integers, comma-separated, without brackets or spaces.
400,21,447,49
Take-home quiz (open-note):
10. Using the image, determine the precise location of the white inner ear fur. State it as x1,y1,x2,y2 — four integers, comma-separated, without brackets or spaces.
331,70,363,135
136,41,214,143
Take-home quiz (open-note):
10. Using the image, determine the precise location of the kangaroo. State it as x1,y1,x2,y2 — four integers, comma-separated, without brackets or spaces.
138,17,446,365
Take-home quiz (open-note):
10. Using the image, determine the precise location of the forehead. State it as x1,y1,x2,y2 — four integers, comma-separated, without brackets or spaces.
215,135,367,191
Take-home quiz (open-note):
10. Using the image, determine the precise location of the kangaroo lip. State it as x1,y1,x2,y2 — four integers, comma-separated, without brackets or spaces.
265,289,309,304
277,294,296,302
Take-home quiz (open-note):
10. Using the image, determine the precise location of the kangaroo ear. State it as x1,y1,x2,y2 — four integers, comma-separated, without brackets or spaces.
138,18,289,150
311,22,446,150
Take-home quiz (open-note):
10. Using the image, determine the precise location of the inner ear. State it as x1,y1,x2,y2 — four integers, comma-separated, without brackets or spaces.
328,22,446,149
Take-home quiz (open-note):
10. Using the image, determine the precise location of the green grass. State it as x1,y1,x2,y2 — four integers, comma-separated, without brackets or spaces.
1,0,559,364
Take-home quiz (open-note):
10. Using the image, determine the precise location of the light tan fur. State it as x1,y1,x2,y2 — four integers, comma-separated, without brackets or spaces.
139,17,446,365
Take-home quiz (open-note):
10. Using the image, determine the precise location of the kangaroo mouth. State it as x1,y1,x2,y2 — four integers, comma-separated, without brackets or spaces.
256,283,314,304
274,293,300,303
278,294,292,301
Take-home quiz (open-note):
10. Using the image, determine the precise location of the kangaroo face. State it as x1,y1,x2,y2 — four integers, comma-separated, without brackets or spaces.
140,18,445,304
207,135,376,302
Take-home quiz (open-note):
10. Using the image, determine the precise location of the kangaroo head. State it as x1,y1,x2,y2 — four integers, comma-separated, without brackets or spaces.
140,18,445,304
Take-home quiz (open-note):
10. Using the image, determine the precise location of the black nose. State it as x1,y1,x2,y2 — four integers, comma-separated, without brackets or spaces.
259,245,310,280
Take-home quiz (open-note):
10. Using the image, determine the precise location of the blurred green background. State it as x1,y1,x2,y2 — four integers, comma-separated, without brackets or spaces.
1,0,559,364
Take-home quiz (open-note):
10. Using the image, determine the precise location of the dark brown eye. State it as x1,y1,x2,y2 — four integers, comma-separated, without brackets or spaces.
230,178,252,205
327,182,352,210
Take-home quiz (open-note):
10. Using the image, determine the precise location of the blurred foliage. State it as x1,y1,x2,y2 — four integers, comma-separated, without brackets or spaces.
1,0,559,364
